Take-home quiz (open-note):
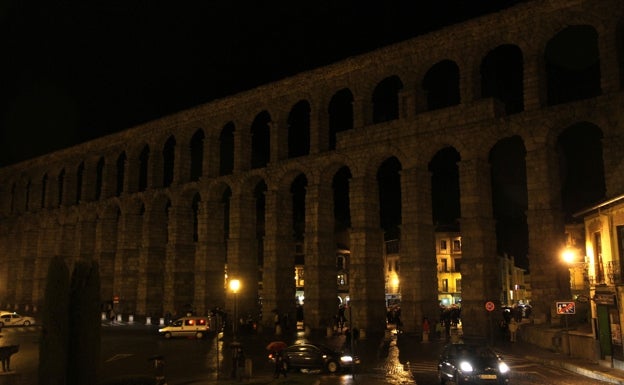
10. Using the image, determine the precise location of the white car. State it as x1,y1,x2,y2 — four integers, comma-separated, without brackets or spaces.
0,312,36,327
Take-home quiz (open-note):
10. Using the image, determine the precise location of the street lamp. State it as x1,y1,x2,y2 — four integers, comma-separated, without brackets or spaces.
229,278,241,341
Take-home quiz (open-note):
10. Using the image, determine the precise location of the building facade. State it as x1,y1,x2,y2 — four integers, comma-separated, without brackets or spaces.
1,0,624,339
573,195,624,366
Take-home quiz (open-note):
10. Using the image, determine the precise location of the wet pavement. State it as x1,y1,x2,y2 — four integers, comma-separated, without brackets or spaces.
4,322,624,385
183,323,624,385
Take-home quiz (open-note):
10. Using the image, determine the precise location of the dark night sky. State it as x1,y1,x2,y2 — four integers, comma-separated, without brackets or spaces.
0,0,526,167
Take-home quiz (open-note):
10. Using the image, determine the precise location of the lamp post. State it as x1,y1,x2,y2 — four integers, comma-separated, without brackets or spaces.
229,279,241,341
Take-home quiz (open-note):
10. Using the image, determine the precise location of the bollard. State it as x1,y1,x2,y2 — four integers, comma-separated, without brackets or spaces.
129,315,134,323
117,314,122,323
146,316,152,325
160,317,165,326
101,312,107,321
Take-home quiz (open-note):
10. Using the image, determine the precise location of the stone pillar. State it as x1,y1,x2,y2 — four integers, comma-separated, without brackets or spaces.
28,176,43,212
262,187,296,329
352,96,369,129
302,182,336,331
149,146,164,189
137,203,168,318
99,155,116,200
399,166,438,334
598,25,621,95
457,157,499,341
602,134,624,196
526,144,569,324
80,158,99,203
523,47,547,111
62,166,77,206
174,134,191,185
95,208,119,302
270,109,288,163
76,209,97,261
459,58,478,104
309,102,329,154
124,150,140,194
399,89,416,120
348,176,386,333
115,202,143,316
165,201,196,316
226,188,260,319
32,219,60,309
194,199,227,315
58,212,78,267
17,224,37,308
204,133,220,178
234,125,251,173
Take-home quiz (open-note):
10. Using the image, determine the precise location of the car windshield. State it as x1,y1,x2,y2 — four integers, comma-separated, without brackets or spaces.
449,345,497,359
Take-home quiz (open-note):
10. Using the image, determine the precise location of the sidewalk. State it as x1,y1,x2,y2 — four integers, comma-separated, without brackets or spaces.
496,339,624,385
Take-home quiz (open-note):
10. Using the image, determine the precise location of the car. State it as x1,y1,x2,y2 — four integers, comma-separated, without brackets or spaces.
158,316,211,339
0,312,36,327
438,343,510,385
279,343,359,373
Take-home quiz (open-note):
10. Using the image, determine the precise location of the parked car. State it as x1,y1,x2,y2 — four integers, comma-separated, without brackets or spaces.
158,316,211,339
0,312,36,327
438,343,510,385
280,343,359,373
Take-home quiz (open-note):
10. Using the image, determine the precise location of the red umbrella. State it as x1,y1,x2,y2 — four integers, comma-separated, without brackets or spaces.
266,341,287,352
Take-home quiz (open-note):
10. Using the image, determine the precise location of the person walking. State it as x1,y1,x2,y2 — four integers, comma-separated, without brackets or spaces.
273,351,287,378
508,318,519,342
234,347,245,381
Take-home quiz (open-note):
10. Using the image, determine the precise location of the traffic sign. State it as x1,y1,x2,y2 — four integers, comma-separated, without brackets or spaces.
556,301,575,314
485,301,496,312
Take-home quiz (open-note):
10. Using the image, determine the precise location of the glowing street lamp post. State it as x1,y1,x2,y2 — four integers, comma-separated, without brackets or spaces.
230,279,241,341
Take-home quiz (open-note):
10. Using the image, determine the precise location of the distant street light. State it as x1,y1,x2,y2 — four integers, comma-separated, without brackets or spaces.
229,279,241,341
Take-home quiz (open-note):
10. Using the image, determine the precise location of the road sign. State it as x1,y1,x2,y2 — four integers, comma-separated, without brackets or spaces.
556,301,575,314
485,301,496,312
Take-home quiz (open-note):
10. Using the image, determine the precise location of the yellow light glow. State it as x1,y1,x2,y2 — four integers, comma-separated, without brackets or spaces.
391,276,399,287
229,279,241,293
562,248,577,264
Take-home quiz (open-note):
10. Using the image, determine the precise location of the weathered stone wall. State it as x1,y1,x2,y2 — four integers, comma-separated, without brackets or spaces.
1,0,623,338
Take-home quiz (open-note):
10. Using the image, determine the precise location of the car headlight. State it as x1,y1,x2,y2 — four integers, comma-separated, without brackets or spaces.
498,362,510,374
340,355,353,363
459,361,473,372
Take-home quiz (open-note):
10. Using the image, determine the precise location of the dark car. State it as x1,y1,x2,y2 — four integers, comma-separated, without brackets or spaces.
280,343,359,373
438,343,510,385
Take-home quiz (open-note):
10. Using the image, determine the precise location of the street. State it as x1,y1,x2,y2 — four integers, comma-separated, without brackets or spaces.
0,323,618,385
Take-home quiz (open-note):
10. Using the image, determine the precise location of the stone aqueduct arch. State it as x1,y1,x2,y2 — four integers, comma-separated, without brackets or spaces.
1,0,624,339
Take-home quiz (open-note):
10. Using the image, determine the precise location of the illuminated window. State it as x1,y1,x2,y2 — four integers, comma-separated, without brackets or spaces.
440,240,447,250
452,239,461,252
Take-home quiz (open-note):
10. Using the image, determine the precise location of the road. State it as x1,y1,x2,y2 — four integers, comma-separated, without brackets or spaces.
0,324,617,385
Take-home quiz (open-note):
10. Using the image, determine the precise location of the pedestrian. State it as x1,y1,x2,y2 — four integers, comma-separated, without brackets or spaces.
508,318,519,342
435,320,444,340
232,347,245,381
110,308,116,324
499,318,508,341
422,317,430,342
444,318,451,340
273,350,287,378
